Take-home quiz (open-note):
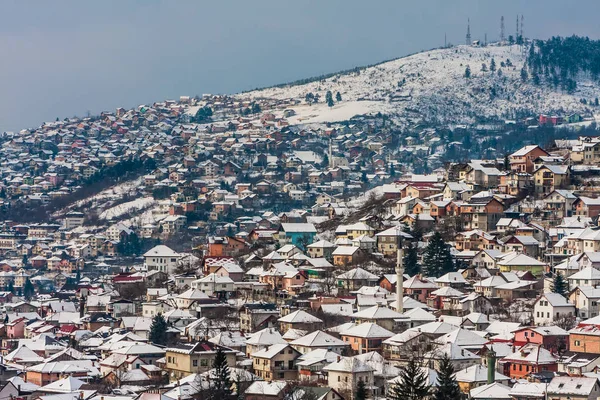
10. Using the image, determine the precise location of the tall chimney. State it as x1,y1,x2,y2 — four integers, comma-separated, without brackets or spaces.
396,236,404,313
487,349,497,384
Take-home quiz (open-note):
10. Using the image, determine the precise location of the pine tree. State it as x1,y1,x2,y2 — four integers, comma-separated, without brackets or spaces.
335,91,342,102
403,242,420,276
326,91,334,107
434,354,460,400
503,154,510,171
7,281,14,294
389,163,396,177
422,231,454,277
490,58,496,72
211,347,232,399
520,67,529,82
388,358,431,400
149,313,168,345
464,65,471,78
552,273,568,297
23,279,35,300
356,379,367,400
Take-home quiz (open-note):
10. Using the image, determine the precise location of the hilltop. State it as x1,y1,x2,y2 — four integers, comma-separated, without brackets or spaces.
241,43,600,127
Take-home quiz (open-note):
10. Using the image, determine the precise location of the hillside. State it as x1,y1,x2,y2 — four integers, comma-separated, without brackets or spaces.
241,43,600,127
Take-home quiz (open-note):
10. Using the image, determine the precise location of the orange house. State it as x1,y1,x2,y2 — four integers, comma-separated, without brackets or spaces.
569,324,600,355
207,237,246,257
500,344,558,379
509,145,549,173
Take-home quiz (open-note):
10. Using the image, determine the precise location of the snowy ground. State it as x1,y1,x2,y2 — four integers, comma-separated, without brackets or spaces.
240,44,600,127
99,197,156,221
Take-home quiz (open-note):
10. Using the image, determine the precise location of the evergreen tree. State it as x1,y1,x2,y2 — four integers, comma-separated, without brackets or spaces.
22,254,28,267
481,63,487,72
520,67,529,82
305,92,315,104
194,106,213,123
7,281,14,294
464,65,471,78
388,358,431,400
503,154,510,171
23,279,35,300
251,102,261,114
552,273,568,297
403,242,420,276
434,354,460,400
422,231,454,277
211,347,233,399
356,380,367,400
389,163,396,177
326,91,334,107
335,91,342,102
497,68,503,77
490,58,496,72
149,313,168,345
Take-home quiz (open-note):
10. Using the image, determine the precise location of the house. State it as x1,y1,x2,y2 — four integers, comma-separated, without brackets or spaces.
573,196,600,218
290,330,350,355
164,341,237,381
512,326,569,354
251,343,301,381
533,165,570,195
510,145,549,173
323,357,375,400
143,245,182,274
375,226,413,256
340,322,394,355
244,381,288,400
337,268,379,292
546,376,600,400
533,293,575,325
332,246,362,267
277,223,317,249
499,344,558,379
306,240,336,260
278,310,323,333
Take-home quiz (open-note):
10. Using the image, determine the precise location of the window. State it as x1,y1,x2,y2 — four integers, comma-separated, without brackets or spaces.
193,360,198,367
200,359,208,367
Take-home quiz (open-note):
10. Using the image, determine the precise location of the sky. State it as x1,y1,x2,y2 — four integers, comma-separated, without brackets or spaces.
1,0,599,132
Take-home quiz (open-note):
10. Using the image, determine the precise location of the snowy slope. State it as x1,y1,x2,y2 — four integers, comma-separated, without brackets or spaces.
241,44,599,126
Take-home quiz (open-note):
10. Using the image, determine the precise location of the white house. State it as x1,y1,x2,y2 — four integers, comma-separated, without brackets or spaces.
143,245,182,274
533,293,576,325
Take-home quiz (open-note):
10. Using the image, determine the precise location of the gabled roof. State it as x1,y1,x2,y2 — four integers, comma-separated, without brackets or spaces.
322,356,375,373
341,322,394,339
290,330,346,348
278,310,322,324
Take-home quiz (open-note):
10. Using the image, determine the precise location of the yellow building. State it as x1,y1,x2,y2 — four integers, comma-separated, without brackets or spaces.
533,165,570,195
164,342,237,381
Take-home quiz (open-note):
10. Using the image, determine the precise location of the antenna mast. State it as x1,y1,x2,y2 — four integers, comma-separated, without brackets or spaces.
466,18,471,45
500,16,505,42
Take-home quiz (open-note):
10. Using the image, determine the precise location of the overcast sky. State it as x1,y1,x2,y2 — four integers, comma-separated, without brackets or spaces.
1,0,598,132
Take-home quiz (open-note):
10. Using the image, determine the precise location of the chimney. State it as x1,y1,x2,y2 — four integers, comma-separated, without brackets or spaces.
487,349,497,384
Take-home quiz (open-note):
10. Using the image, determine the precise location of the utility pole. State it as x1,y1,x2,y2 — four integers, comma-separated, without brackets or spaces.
444,32,447,48
466,18,471,45
484,33,487,46
500,16,505,42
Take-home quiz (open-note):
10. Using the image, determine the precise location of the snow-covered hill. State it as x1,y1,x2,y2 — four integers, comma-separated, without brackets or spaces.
241,44,600,127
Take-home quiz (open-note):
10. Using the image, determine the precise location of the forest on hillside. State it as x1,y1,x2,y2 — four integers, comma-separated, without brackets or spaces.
526,35,600,95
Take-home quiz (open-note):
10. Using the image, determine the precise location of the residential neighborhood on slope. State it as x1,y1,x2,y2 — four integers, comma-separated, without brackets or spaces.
4,45,600,400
